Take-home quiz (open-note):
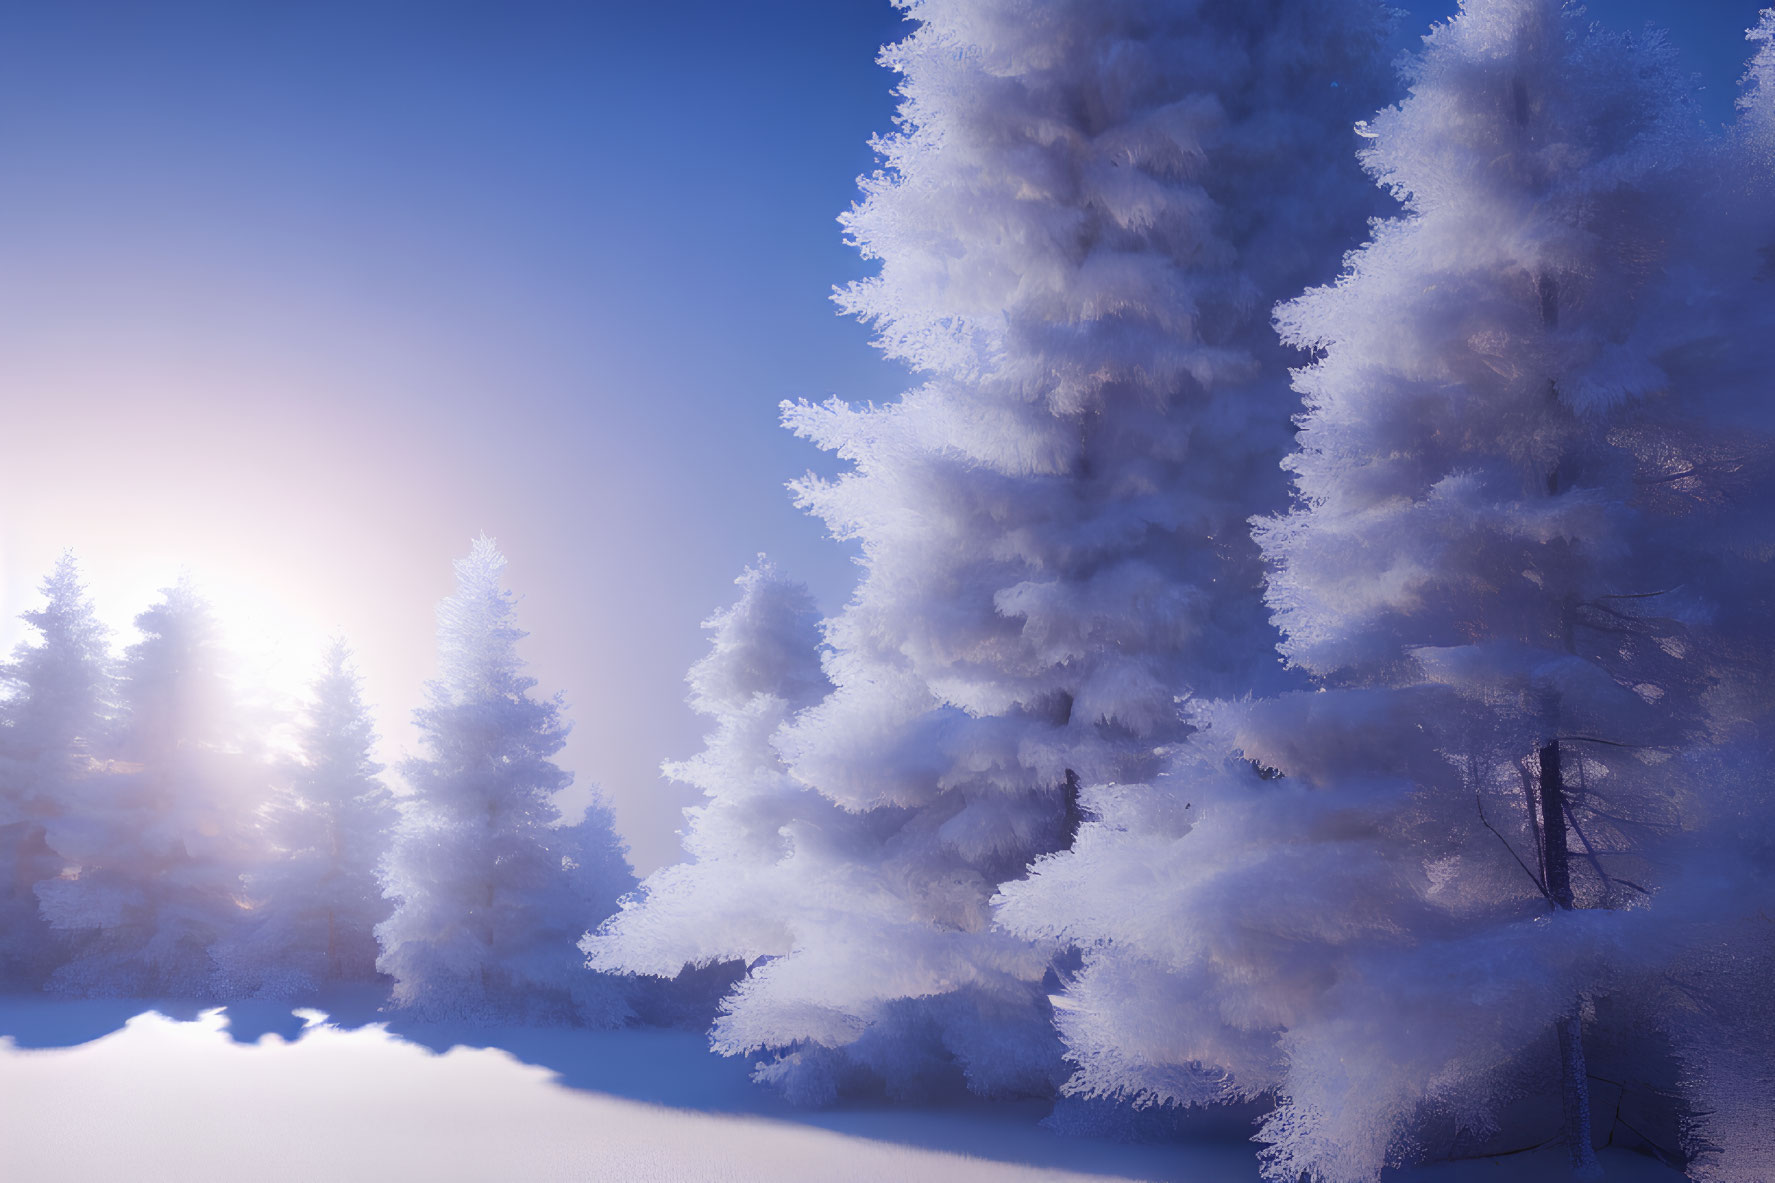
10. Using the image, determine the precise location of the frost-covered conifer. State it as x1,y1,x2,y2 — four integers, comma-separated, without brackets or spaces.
37,579,267,998
0,555,113,987
586,559,847,983
211,640,396,999
1001,4,1775,1181
744,0,1394,1100
1741,9,1775,162
376,538,634,1025
557,797,636,965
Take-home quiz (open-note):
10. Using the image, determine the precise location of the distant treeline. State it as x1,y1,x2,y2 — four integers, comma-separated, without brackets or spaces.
0,540,636,1025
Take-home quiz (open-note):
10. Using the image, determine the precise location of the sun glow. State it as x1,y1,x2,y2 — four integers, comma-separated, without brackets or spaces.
90,559,341,753
197,566,335,700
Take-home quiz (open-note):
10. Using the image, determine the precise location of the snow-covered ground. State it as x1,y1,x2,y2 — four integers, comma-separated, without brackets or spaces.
0,998,1686,1182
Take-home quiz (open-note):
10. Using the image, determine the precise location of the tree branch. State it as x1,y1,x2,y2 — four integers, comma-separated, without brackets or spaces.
1478,792,1555,907
1562,801,1616,895
1560,734,1654,750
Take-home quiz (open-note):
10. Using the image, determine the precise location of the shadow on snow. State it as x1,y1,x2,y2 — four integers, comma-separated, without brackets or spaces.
0,990,1251,1182
0,993,1688,1183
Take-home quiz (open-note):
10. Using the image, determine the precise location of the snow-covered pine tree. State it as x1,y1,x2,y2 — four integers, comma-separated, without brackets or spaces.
557,795,636,973
584,559,886,1056
0,555,114,988
376,537,634,1026
737,0,1394,1100
211,639,396,999
1002,4,1773,1181
587,560,830,974
37,578,268,998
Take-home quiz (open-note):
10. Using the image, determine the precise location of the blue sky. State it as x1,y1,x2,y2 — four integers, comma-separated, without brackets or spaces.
0,0,1765,870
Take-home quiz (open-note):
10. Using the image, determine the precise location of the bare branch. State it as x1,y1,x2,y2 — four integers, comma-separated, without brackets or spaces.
1479,792,1555,907
1562,801,1616,893
1584,810,1681,833
1635,468,1700,486
1560,734,1654,750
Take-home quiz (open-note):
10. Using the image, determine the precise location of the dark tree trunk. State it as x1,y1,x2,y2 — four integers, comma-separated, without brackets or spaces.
1538,739,1573,910
1060,769,1084,849
1539,737,1602,1179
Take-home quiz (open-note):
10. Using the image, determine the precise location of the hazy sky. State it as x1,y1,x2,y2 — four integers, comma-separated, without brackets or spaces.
0,0,1765,873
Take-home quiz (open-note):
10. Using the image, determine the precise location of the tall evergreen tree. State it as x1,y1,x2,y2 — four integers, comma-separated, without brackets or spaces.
738,0,1395,1100
211,640,397,998
376,538,634,1025
0,555,114,988
1001,4,1775,1180
37,579,267,998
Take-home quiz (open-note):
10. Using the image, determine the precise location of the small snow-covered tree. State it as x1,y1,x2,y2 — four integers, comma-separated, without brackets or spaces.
557,796,636,966
211,639,396,999
38,579,268,998
586,559,840,978
585,560,900,1066
742,0,1395,1100
1002,4,1775,1181
0,555,114,987
1744,8,1775,156
376,537,634,1025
